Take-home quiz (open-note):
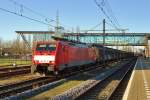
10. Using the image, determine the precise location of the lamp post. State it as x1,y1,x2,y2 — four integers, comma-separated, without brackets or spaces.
103,19,105,64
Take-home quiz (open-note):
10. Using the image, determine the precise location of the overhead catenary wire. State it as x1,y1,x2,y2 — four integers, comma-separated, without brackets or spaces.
8,0,72,31
105,22,122,32
94,0,130,49
104,0,121,28
95,0,134,46
84,22,103,33
94,0,121,31
0,7,55,27
8,0,55,22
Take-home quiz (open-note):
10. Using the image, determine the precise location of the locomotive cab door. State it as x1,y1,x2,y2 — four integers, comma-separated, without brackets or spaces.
62,45,68,69
63,45,68,67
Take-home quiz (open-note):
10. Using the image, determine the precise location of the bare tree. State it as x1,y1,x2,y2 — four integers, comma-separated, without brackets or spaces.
0,37,3,48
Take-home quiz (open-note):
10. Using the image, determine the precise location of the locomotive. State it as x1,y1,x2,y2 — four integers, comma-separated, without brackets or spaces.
31,38,134,75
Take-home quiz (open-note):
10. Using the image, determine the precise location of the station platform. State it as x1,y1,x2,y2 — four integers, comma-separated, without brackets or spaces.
123,58,150,100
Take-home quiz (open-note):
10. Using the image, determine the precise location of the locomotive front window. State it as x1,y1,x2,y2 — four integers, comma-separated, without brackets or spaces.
36,44,56,51
36,44,47,51
47,44,56,51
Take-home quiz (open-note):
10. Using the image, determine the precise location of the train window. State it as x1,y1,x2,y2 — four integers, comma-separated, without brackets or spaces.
36,44,46,51
36,44,56,51
47,44,56,51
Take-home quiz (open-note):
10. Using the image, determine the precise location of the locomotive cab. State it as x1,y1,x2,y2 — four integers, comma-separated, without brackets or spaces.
31,42,57,75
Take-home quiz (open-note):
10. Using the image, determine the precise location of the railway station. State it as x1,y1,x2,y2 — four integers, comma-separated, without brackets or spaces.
0,0,150,100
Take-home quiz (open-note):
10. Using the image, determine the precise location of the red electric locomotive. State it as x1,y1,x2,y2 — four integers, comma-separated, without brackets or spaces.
31,37,135,75
31,40,97,75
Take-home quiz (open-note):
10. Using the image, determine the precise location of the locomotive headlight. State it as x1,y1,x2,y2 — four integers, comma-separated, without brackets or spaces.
34,60,38,63
50,61,55,64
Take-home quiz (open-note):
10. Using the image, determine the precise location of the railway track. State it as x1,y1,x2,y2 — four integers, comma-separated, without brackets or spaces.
1,63,104,99
0,76,57,98
76,58,137,100
0,65,30,72
0,59,131,99
3,61,119,99
109,60,136,100
0,65,31,78
29,60,129,100
0,65,94,98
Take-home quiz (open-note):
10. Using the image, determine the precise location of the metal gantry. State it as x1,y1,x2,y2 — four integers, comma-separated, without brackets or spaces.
63,33,147,46
16,31,150,56
16,31,150,46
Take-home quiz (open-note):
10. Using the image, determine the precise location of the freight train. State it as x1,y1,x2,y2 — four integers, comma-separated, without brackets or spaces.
31,37,134,75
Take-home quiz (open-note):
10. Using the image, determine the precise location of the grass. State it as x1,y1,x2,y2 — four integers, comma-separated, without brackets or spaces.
0,58,31,66
30,80,84,100
30,73,98,100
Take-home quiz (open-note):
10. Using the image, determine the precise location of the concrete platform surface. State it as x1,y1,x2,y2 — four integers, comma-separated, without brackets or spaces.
123,58,150,100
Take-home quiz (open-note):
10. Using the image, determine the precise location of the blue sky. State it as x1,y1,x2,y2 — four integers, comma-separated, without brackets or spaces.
0,0,150,40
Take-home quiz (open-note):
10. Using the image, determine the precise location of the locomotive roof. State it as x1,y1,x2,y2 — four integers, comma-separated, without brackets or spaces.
51,36,87,45
36,41,56,44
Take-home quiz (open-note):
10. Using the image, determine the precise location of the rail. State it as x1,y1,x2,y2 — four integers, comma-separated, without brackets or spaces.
0,76,56,98
76,58,137,100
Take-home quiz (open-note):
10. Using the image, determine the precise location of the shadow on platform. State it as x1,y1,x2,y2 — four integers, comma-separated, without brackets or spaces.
135,57,150,70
